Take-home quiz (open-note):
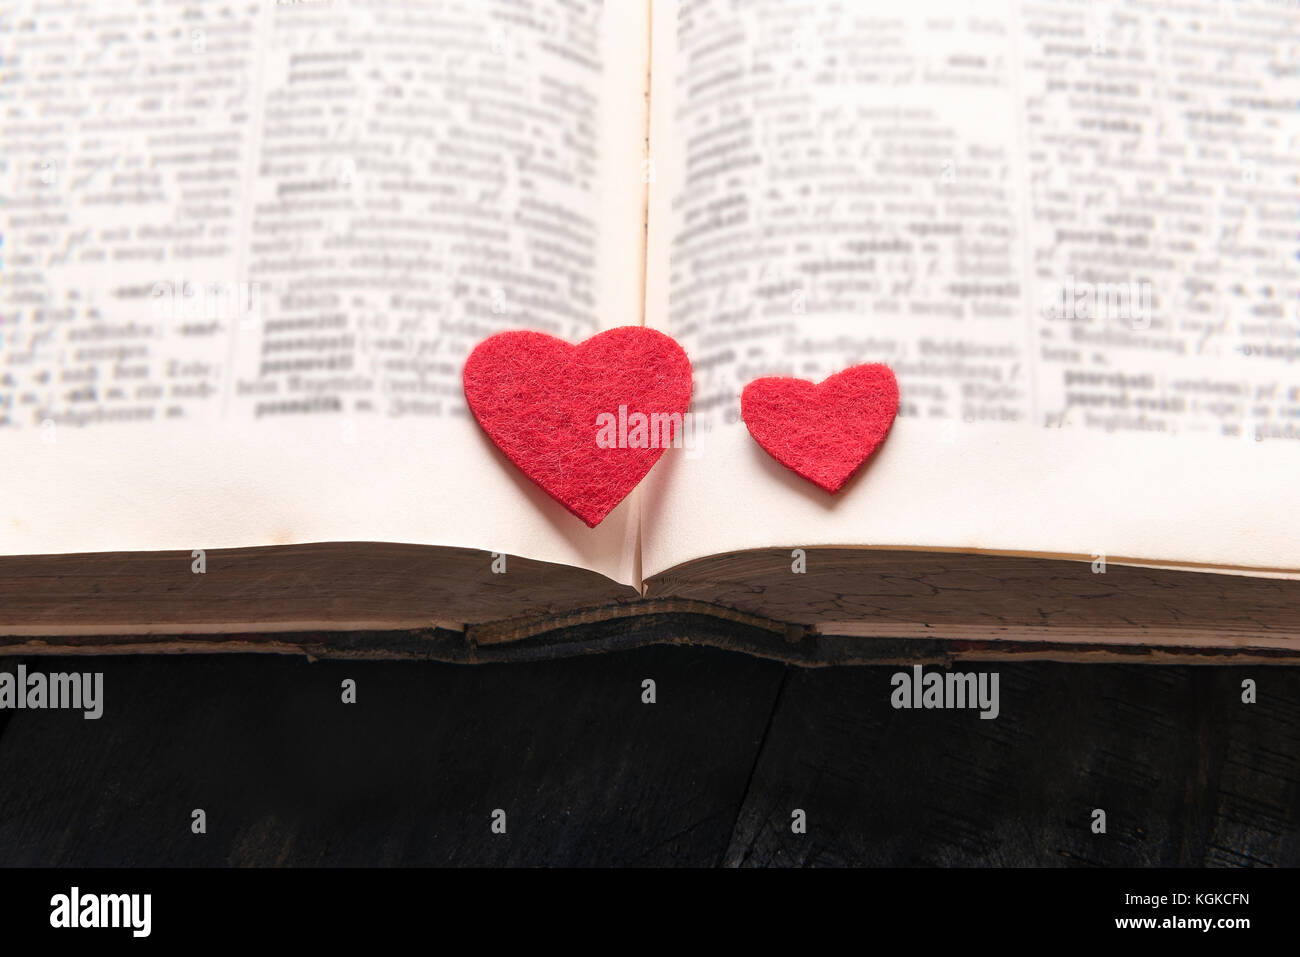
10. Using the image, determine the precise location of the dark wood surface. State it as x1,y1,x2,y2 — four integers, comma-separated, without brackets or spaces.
0,643,1295,866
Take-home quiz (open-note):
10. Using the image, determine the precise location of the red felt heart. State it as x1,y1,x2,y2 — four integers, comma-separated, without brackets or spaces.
463,327,693,527
741,364,899,493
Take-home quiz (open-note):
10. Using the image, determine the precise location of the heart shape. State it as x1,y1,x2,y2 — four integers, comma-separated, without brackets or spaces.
741,364,899,493
463,327,693,527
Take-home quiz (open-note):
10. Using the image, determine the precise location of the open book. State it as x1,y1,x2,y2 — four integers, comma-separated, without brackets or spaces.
3,0,1299,663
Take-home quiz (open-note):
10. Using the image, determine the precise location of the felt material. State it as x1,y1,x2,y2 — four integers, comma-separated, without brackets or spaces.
463,327,693,527
740,363,899,493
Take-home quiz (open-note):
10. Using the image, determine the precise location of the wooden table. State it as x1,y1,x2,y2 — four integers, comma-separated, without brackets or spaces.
0,639,1295,866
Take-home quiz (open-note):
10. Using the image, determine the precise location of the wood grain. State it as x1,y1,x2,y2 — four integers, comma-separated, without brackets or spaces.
0,648,785,866
0,648,1294,866
723,663,1300,866
649,548,1300,650
4,614,1300,664
2,544,1297,663
0,542,638,634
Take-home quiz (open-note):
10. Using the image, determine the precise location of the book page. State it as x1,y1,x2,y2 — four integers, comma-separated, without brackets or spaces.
642,0,1300,579
1,0,649,586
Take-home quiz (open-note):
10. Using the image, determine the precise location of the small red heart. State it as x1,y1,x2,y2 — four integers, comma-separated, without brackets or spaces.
741,364,899,493
463,327,693,527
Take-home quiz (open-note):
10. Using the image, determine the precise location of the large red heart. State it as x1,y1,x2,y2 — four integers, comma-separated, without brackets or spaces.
463,327,693,527
741,364,899,493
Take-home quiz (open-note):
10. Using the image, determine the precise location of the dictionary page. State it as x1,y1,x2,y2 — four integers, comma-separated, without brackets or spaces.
642,0,1300,579
1,0,649,586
